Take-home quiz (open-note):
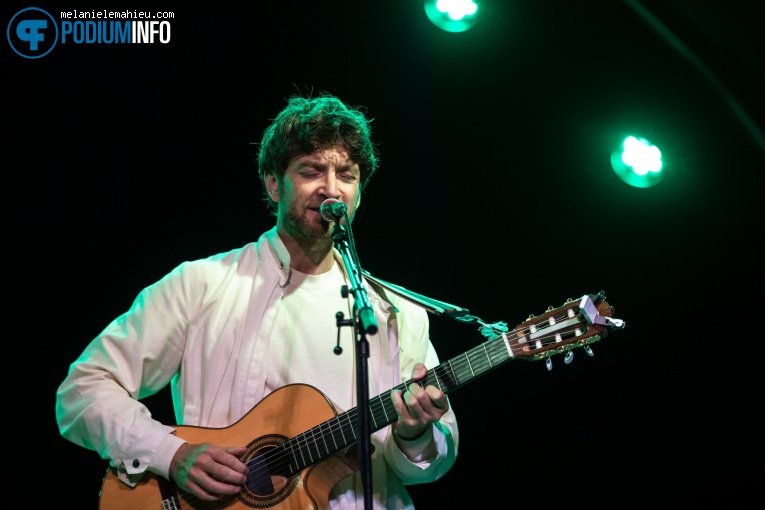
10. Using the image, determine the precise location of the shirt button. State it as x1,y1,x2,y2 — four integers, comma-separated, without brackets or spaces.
133,459,140,468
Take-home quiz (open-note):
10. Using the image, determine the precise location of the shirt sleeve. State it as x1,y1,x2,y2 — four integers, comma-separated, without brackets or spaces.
55,262,193,484
381,298,459,485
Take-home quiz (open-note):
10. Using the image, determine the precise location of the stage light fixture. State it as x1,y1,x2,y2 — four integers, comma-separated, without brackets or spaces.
424,0,480,33
611,135,664,188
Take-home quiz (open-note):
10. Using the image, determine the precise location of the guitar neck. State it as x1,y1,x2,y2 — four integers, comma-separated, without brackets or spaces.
281,292,621,475
282,333,514,474
376,332,515,422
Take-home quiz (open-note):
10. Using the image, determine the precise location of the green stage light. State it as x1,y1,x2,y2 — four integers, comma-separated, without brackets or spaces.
611,135,664,188
424,0,479,33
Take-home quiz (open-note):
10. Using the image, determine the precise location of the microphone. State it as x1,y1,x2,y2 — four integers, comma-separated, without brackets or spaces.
320,198,347,222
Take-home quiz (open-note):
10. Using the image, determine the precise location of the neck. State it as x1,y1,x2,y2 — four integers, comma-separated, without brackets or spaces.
277,229,335,275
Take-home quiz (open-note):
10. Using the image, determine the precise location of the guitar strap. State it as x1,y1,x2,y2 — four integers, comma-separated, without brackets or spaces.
361,270,509,338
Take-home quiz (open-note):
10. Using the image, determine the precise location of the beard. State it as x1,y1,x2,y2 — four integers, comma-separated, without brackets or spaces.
281,200,333,243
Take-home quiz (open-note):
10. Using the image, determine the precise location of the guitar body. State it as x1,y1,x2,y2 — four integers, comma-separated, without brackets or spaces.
99,384,361,510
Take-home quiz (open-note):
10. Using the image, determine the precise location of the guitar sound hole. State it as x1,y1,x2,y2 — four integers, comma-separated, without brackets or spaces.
246,447,277,495
239,434,298,507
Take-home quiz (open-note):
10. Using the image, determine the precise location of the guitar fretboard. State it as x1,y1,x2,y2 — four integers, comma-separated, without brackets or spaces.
275,331,518,476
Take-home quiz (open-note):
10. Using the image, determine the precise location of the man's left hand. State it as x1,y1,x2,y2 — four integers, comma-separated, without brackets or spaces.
391,363,449,441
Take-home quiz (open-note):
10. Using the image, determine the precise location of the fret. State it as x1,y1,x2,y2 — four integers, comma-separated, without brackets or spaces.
486,339,502,368
466,346,487,377
334,414,348,446
481,343,493,369
430,369,442,391
298,429,319,467
383,391,397,424
447,360,460,387
309,426,326,459
464,352,475,378
433,364,458,393
493,336,512,364
280,442,298,475
380,393,390,423
319,420,335,454
316,422,329,456
341,411,356,443
309,428,322,460
332,417,345,449
368,398,379,429
501,332,515,358
369,393,391,430
295,433,312,468
289,436,307,470
455,349,476,384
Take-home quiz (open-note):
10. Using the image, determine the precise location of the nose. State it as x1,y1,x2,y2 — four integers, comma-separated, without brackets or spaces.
321,173,341,199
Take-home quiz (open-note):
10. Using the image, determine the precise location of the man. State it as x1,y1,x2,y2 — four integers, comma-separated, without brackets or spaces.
56,92,459,509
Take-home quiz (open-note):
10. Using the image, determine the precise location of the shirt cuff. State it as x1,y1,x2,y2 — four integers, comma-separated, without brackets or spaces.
148,433,187,481
395,423,437,462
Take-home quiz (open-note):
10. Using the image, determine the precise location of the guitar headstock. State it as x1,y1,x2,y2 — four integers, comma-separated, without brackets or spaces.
507,291,625,369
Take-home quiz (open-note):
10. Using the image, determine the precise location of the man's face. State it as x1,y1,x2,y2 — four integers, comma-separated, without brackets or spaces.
267,146,362,243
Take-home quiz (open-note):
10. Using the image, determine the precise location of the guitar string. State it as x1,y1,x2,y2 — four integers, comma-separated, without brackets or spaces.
236,306,593,491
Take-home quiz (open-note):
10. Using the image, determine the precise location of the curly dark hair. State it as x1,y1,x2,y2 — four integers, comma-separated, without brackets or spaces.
257,92,379,213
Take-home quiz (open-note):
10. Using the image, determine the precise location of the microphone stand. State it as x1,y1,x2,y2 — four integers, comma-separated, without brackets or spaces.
330,215,377,510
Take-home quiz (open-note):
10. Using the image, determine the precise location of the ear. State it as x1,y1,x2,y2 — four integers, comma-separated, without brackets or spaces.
265,174,280,202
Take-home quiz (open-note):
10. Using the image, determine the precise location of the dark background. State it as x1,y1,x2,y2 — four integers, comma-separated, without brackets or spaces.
5,1,763,508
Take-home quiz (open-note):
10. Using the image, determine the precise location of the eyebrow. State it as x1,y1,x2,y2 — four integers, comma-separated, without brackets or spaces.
296,158,359,173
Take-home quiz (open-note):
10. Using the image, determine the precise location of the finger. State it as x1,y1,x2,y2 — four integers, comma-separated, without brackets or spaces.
425,386,448,408
405,385,447,420
199,474,244,496
219,446,250,477
424,386,449,414
184,478,221,502
391,388,424,437
403,385,427,418
391,388,408,417
411,363,427,381
204,458,247,486
393,388,425,424
207,463,248,486
226,446,248,457
407,381,428,407
179,462,230,501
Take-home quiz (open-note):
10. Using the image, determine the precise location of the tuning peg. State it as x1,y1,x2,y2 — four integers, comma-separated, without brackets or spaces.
564,351,574,364
545,357,553,371
583,345,594,357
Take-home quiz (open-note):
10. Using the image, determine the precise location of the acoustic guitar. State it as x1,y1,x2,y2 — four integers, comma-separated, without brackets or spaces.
99,291,625,509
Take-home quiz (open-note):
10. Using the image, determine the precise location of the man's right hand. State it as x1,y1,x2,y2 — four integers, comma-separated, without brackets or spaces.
170,442,249,501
